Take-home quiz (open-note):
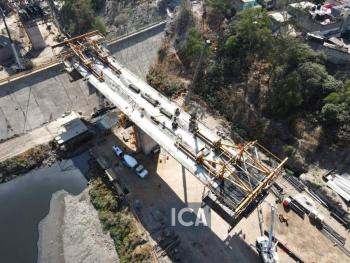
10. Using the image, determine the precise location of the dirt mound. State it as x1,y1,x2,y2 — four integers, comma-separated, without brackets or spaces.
38,189,119,263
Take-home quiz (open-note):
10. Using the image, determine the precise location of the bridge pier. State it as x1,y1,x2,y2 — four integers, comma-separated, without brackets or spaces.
118,112,158,155
135,126,158,155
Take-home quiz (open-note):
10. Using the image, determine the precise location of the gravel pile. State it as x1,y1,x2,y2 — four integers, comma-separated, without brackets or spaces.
38,189,119,263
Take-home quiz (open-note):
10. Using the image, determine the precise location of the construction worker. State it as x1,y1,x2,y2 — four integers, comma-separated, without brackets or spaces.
279,214,289,226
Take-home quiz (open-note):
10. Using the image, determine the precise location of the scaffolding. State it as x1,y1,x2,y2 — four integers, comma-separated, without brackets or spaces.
176,134,287,220
52,31,121,81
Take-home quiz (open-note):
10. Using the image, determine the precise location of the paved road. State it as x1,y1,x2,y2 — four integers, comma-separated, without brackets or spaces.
0,112,78,162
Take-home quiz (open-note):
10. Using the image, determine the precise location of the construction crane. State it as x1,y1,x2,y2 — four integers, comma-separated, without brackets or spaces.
256,206,279,263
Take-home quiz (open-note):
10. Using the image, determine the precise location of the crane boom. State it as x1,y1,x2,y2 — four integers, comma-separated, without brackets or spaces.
268,206,276,250
256,205,279,263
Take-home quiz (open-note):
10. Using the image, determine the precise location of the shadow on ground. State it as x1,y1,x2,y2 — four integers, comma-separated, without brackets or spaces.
93,132,260,263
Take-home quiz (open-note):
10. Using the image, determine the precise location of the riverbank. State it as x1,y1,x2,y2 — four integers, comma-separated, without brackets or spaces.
0,143,57,183
38,189,119,263
0,152,89,263
89,172,152,263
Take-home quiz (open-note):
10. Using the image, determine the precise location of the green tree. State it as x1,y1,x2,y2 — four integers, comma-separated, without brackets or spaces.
321,80,350,143
207,0,231,27
61,0,95,35
324,80,350,105
180,28,205,68
93,16,107,34
224,9,272,69
267,36,341,116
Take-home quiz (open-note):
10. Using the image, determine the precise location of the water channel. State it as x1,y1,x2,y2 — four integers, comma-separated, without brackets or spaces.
0,151,90,263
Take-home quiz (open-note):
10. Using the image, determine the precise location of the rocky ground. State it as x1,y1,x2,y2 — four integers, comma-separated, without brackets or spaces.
38,189,119,263
103,0,179,39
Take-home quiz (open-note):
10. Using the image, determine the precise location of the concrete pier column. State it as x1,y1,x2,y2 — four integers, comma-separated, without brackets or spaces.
135,127,158,155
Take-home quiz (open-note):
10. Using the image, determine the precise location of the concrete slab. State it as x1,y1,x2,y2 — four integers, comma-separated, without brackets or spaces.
0,64,100,141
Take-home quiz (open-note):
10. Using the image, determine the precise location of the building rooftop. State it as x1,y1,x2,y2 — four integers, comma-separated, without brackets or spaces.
55,117,89,145
269,11,291,23
94,110,119,130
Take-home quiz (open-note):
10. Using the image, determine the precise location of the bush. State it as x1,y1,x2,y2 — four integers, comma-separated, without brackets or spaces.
114,13,128,26
147,66,183,97
180,27,204,68
0,144,51,182
89,176,151,263
61,0,95,35
207,0,231,27
321,80,350,143
93,16,107,34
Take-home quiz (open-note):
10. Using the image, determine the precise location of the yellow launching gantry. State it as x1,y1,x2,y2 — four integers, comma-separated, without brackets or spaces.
52,31,121,81
176,129,288,221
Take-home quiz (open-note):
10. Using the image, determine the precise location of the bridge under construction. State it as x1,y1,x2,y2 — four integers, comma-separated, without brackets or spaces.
53,31,288,224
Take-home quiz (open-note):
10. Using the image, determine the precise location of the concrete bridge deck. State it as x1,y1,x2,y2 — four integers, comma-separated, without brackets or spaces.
63,33,287,220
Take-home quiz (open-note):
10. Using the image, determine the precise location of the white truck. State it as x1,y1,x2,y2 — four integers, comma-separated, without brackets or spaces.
113,145,149,179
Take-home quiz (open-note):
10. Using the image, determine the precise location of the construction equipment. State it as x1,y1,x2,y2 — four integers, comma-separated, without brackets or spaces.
263,230,305,263
282,197,306,219
256,206,279,263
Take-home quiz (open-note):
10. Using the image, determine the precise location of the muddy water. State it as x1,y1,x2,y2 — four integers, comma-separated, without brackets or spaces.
0,152,90,263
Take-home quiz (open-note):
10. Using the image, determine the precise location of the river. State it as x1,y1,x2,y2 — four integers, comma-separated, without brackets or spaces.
0,152,90,263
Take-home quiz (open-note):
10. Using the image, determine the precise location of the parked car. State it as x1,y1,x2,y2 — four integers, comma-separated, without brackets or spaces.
135,164,149,179
115,150,148,179
122,154,138,169
112,145,124,157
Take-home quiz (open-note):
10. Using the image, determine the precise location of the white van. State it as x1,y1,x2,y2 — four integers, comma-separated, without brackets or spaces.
122,154,138,169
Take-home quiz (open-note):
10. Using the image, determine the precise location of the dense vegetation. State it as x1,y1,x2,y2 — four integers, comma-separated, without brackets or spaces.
206,0,233,27
89,167,151,263
60,0,106,35
0,144,52,182
179,8,350,147
147,65,184,97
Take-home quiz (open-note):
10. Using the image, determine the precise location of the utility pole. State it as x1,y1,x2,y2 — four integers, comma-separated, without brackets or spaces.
0,7,25,70
184,39,210,108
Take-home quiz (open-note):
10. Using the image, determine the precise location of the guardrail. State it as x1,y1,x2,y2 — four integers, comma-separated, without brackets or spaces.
0,59,61,86
105,19,167,44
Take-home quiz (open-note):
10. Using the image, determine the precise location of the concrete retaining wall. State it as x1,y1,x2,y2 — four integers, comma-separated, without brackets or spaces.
0,22,165,142
0,63,100,141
